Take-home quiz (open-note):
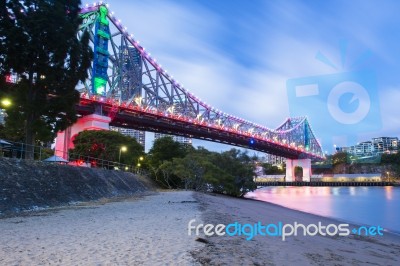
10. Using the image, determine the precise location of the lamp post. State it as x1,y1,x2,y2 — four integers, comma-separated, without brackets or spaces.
119,146,127,163
136,156,144,173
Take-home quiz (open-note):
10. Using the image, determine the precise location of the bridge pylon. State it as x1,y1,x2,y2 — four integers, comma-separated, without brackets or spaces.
285,159,312,182
55,114,111,159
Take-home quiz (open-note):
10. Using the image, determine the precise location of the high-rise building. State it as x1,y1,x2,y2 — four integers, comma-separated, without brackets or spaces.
341,141,371,156
154,133,192,146
341,137,398,156
110,126,146,148
264,154,286,165
372,137,398,154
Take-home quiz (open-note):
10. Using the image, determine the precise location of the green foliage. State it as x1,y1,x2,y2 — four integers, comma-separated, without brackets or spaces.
172,149,218,191
157,161,179,189
381,153,400,177
147,136,187,187
381,153,400,165
146,139,256,196
173,148,256,197
148,136,187,166
2,81,54,143
261,163,285,174
0,0,92,158
69,130,144,165
208,149,255,196
0,120,25,142
36,147,53,160
332,152,348,165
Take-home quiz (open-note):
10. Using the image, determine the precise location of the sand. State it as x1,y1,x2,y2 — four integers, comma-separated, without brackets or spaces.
0,191,203,265
1,191,399,265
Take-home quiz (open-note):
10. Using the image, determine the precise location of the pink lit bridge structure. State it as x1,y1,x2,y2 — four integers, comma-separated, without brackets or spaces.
55,3,324,181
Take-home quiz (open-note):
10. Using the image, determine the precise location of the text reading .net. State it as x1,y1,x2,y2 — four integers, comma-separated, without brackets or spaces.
188,220,384,241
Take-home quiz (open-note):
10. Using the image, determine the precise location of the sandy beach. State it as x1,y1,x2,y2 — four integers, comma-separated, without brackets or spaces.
1,191,399,265
0,191,203,265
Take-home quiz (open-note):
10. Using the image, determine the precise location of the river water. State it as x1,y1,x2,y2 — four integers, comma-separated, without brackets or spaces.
245,186,400,233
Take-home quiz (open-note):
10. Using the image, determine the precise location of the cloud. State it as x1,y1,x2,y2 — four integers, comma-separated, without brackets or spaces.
378,87,400,135
99,0,399,152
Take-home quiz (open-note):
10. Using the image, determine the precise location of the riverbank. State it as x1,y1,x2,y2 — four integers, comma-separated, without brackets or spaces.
0,191,399,265
246,186,400,234
255,181,396,186
193,192,400,265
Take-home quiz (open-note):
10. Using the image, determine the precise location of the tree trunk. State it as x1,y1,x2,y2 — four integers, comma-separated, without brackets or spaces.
24,117,35,160
25,69,36,160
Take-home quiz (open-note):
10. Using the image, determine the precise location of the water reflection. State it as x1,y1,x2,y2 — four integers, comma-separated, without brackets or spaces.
385,186,393,200
246,186,400,233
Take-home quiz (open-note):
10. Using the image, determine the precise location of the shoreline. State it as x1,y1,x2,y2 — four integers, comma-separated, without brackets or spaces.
244,195,400,237
247,185,400,236
192,192,400,265
0,190,399,265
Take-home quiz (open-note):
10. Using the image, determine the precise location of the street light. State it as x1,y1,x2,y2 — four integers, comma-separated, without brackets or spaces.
119,146,127,163
137,156,144,166
1,98,12,108
137,156,144,173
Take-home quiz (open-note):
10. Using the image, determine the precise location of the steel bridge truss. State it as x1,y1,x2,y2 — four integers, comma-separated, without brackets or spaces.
78,3,324,159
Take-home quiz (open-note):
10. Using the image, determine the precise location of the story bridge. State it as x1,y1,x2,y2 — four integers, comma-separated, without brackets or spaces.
55,3,324,181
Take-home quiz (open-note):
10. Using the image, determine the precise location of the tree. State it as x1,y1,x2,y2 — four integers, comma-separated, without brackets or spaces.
173,150,216,190
332,152,348,165
69,130,144,165
0,0,92,158
381,152,400,165
210,149,256,197
147,136,187,187
148,136,186,167
261,163,285,175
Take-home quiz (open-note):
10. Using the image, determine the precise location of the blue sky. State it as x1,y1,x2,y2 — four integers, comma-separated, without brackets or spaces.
86,0,400,153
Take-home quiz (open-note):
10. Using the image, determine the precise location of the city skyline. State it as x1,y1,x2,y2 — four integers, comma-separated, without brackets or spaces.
84,0,399,153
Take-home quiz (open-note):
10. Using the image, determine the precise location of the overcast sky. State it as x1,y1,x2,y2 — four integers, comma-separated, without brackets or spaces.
86,0,400,153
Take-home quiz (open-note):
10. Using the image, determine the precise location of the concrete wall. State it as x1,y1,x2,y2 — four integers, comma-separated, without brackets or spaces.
0,157,155,215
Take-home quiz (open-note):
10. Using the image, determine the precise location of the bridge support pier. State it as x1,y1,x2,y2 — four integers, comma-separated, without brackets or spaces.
286,159,312,182
55,114,111,159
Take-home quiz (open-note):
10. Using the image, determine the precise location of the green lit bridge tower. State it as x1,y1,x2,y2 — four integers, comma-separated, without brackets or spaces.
91,5,109,96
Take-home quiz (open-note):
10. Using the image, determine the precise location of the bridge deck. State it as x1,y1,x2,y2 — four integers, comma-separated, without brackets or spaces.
77,99,321,159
